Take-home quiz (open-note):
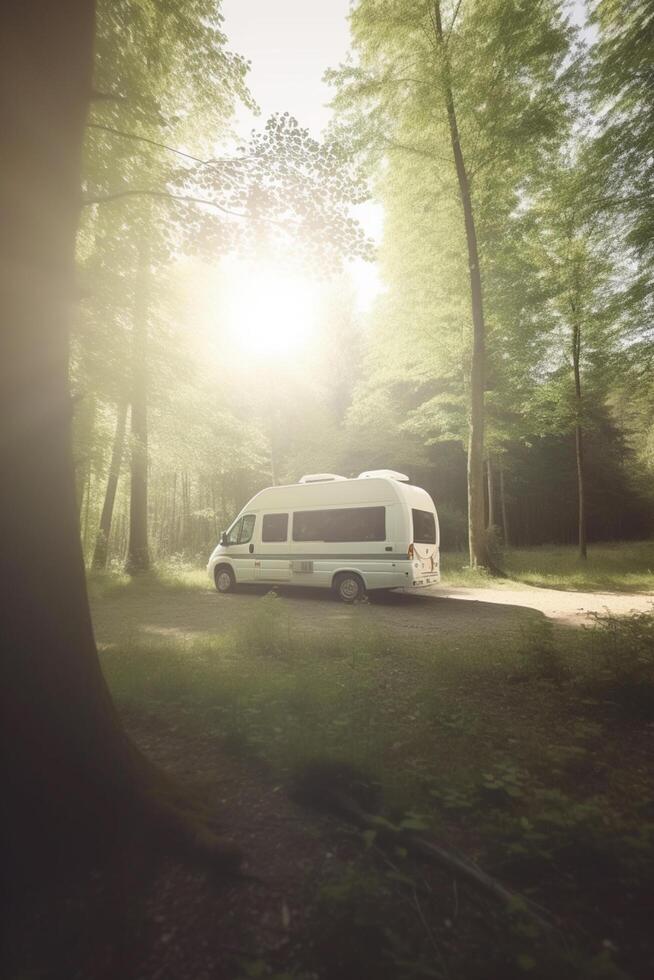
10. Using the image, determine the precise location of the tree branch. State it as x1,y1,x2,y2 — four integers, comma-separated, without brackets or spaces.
383,136,451,164
83,187,248,218
83,188,300,232
86,123,253,168
446,0,465,43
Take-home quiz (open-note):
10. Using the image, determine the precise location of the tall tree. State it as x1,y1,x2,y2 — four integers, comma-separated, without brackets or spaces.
92,400,128,568
125,232,151,571
526,162,618,559
588,0,654,484
1,0,240,886
589,0,653,289
330,0,574,568
432,0,489,569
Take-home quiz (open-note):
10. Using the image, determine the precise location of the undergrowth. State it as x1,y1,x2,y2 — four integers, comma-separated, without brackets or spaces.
99,598,654,979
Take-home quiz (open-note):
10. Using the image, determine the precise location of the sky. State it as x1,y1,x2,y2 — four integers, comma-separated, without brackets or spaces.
222,0,352,138
221,0,382,311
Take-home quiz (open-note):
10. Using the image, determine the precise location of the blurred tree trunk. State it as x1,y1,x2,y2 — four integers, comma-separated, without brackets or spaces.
0,0,139,869
170,471,178,554
125,236,150,573
0,0,238,888
572,317,587,559
433,1,495,572
499,461,510,548
181,470,191,554
92,400,128,569
486,456,496,529
82,464,92,558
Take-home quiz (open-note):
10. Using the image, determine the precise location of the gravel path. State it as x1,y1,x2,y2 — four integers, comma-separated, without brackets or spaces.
91,582,653,650
432,584,653,625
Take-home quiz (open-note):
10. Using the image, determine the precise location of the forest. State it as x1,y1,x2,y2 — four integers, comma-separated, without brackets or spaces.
2,1,653,979
71,0,653,570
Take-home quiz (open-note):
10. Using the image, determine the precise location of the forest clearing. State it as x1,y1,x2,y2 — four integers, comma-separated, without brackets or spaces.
88,546,654,646
11,559,652,979
3,0,654,979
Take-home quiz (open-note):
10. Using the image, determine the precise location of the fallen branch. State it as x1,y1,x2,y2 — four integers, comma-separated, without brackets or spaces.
291,760,552,929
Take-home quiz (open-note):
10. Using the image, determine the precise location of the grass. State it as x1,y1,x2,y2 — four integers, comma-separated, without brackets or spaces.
504,540,654,593
442,540,654,593
98,591,654,979
88,539,654,600
87,560,209,600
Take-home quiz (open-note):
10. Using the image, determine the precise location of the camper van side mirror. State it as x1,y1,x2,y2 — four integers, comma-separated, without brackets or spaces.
220,531,229,546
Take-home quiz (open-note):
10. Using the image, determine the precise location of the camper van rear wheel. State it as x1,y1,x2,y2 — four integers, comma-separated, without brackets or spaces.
214,565,235,594
333,572,366,604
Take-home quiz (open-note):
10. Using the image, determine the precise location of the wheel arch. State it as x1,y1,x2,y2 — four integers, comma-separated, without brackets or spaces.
213,560,236,582
330,567,368,590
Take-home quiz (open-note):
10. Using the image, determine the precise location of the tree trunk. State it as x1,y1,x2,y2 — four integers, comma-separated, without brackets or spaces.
572,320,587,559
486,456,496,529
92,401,128,569
499,461,510,548
170,471,178,554
0,0,138,868
82,463,92,559
182,470,191,554
433,2,494,571
0,0,239,894
125,237,150,573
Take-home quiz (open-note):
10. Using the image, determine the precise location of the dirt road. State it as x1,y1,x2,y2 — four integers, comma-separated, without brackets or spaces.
435,584,653,623
90,581,653,648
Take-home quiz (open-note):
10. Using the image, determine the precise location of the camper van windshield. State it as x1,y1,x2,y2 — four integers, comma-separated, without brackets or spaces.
412,509,436,544
227,514,256,545
293,507,385,542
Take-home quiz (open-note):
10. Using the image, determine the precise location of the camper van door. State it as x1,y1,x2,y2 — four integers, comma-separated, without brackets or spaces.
254,511,291,582
224,512,257,582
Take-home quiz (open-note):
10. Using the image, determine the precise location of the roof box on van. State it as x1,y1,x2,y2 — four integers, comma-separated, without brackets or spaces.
298,473,347,484
358,469,410,482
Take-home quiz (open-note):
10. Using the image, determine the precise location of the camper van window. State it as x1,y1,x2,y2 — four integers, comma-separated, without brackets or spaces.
226,518,242,545
412,509,436,544
292,507,385,542
227,514,256,545
238,514,256,543
262,513,288,543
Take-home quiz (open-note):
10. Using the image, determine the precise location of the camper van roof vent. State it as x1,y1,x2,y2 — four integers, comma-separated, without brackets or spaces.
298,473,347,484
358,469,410,482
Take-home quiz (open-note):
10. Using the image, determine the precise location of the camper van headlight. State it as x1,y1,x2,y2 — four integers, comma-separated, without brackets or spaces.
408,543,414,559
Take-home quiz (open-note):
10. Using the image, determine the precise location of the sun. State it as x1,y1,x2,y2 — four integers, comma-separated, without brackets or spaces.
222,259,319,360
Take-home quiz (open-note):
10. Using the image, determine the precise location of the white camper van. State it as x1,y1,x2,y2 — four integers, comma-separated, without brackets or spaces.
207,470,439,602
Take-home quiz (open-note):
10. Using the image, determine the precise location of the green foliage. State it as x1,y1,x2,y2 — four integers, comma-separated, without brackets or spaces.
96,582,654,979
504,540,654,592
589,0,654,269
585,608,654,718
73,0,654,572
329,0,589,546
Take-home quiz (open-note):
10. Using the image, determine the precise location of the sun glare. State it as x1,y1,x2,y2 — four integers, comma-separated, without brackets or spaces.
223,260,319,360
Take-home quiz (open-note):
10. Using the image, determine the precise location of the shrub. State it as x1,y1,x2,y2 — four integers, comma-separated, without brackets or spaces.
586,610,654,719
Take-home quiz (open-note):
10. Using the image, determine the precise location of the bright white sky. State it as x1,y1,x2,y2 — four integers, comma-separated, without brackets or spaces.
221,0,383,312
222,0,352,135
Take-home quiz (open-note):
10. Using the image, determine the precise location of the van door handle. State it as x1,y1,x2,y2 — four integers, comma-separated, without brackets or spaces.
249,544,254,554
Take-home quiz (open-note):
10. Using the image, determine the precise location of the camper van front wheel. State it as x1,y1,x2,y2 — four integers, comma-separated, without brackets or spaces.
214,565,235,594
333,572,366,604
